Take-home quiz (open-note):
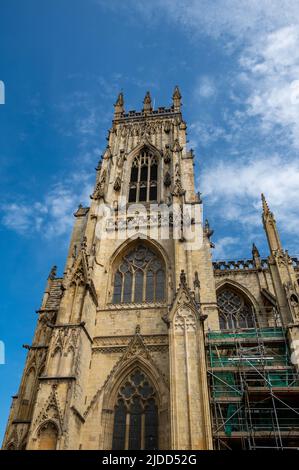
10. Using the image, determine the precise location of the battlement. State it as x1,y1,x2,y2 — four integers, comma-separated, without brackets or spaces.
115,106,179,122
113,87,182,122
213,256,299,272
213,259,267,271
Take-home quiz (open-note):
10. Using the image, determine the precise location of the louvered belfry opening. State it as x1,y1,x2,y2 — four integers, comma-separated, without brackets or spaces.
128,149,158,203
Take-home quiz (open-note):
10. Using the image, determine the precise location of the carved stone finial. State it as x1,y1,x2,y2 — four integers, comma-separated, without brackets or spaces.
91,168,107,200
172,139,182,153
252,243,262,270
143,91,152,113
261,193,275,221
135,324,141,334
113,176,121,192
171,163,185,197
261,193,270,214
180,269,187,286
164,171,171,187
194,271,201,304
48,265,57,280
197,191,203,203
284,282,299,320
74,205,89,217
194,271,200,288
252,243,260,258
103,146,112,160
204,219,214,239
173,85,181,100
172,85,182,111
115,92,124,107
114,92,124,118
95,159,102,172
72,244,77,259
164,145,171,164
81,236,87,251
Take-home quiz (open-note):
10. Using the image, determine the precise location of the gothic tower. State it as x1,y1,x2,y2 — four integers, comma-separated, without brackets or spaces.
3,89,299,451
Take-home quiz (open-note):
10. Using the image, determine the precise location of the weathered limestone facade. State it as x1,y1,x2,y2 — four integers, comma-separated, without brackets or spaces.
3,89,299,450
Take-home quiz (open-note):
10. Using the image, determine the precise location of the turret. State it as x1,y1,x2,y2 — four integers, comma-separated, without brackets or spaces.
252,243,261,270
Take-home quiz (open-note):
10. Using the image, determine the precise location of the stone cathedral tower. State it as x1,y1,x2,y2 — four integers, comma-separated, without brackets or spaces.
3,89,299,451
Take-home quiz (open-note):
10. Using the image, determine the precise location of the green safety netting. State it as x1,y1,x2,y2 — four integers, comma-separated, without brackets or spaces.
212,372,240,398
224,404,239,436
207,327,284,341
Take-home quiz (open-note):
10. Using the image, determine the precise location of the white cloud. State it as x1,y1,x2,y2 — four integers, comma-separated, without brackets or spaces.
195,76,216,99
101,0,299,41
76,110,98,136
190,121,231,147
1,175,93,238
213,236,240,259
109,1,299,145
2,203,40,234
240,25,299,148
202,154,299,235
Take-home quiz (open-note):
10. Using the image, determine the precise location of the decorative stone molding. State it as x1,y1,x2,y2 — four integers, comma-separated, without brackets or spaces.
84,329,169,419
33,386,63,432
51,326,80,356
174,306,197,331
4,423,29,450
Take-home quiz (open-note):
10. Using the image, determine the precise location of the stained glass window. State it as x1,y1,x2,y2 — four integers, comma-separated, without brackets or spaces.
217,288,255,330
134,270,144,303
123,272,133,303
112,245,165,304
112,272,122,303
112,370,158,450
112,400,126,450
146,271,154,302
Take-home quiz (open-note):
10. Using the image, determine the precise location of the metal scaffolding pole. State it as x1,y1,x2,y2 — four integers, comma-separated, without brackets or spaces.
206,305,299,450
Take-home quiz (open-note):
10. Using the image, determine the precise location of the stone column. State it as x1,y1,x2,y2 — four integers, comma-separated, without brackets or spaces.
168,297,213,449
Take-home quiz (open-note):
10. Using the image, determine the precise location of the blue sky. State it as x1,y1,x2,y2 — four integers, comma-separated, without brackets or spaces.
1,0,299,441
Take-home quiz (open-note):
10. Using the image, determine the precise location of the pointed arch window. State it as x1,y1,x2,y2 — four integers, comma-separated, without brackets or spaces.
128,149,158,203
19,367,36,420
112,245,166,304
217,288,255,330
38,422,58,450
112,369,158,450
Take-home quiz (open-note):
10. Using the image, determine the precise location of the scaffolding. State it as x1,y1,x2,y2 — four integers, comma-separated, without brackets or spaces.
206,307,299,450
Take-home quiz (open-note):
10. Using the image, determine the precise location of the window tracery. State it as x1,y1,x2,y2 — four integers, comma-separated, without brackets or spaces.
217,288,255,330
112,245,165,304
112,369,158,450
